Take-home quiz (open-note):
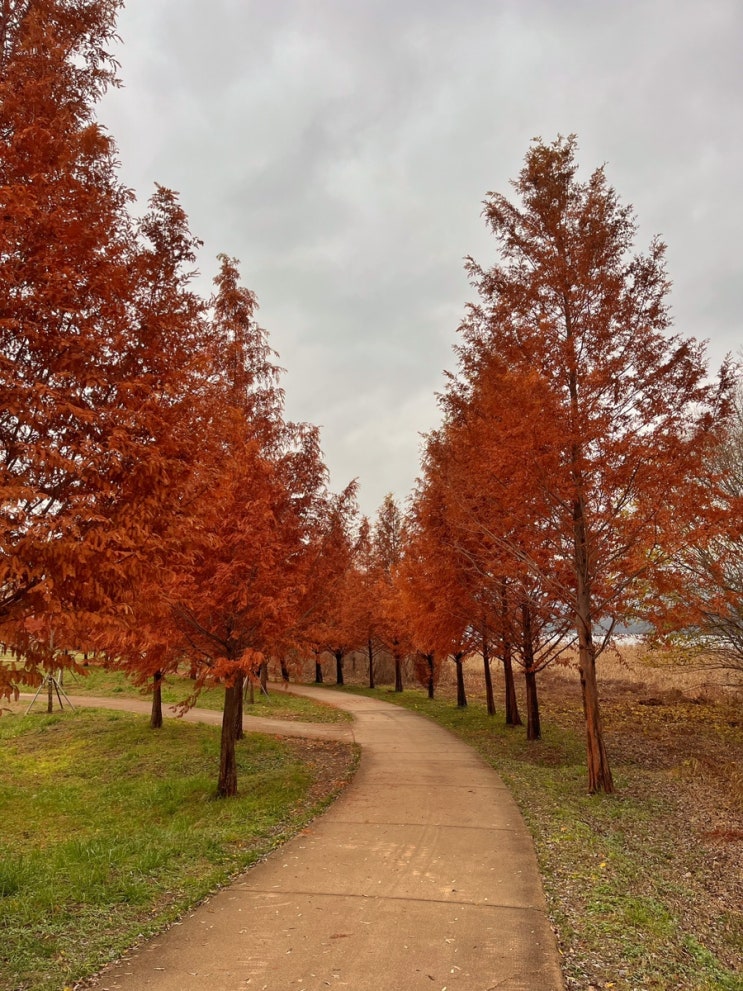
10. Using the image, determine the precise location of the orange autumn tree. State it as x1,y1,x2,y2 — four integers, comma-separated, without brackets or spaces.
93,183,210,728
451,136,729,792
341,516,382,688
168,425,324,798
153,256,330,797
299,483,360,686
401,474,479,708
413,421,525,722
645,381,743,679
434,362,577,739
270,480,357,687
371,494,411,692
1,0,128,679
0,0,201,696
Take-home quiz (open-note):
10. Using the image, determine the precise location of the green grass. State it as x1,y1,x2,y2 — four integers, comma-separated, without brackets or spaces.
38,663,351,723
333,684,743,991
0,708,357,991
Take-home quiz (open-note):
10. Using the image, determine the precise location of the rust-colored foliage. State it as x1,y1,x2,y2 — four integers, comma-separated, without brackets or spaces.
0,2,348,803
370,494,411,692
92,185,212,710
416,136,729,792
399,481,475,670
144,257,331,796
0,1,202,695
647,384,743,676
339,516,381,687
300,483,360,686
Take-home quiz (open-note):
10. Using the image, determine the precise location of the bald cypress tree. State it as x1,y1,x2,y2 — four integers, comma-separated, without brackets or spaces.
455,136,728,792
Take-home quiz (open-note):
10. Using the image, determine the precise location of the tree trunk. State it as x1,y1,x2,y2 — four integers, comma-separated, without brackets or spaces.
521,602,540,739
574,497,614,793
150,670,163,729
502,642,522,726
280,657,290,685
234,670,244,741
334,649,344,686
482,636,496,716
524,666,541,740
218,682,241,797
260,660,268,694
578,631,613,793
394,649,403,692
520,601,539,738
454,652,467,707
368,637,375,689
499,578,520,725
426,653,435,699
314,657,323,684
47,674,53,713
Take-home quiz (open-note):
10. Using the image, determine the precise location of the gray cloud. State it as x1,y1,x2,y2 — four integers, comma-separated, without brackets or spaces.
101,0,742,516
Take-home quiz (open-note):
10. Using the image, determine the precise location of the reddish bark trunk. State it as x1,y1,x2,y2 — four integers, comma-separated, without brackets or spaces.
500,579,521,725
150,670,163,729
524,666,541,740
502,642,522,726
521,602,539,739
334,649,345,686
482,635,496,716
578,634,614,793
234,670,244,741
454,652,467,707
425,653,435,699
574,497,614,793
218,682,241,797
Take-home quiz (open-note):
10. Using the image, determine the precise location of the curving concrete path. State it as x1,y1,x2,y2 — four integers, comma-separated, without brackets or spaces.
16,691,354,742
23,685,565,990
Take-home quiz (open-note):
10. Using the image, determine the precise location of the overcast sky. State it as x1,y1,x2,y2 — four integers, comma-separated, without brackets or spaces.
99,0,742,518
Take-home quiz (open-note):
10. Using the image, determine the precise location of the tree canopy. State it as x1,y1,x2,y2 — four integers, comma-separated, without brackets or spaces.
1,2,736,801
411,135,731,791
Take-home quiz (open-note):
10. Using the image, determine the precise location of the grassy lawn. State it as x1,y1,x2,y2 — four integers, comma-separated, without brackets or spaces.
0,708,358,991
332,678,742,991
22,662,351,724
3,655,740,991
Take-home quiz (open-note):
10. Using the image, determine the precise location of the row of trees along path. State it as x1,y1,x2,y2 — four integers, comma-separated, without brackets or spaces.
2,0,739,799
399,138,734,793
0,0,354,798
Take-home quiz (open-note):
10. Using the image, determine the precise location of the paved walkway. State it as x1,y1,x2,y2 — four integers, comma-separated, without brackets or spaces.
22,685,565,990
16,691,354,742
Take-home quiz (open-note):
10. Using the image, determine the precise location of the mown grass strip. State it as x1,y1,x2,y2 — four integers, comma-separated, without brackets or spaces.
0,708,357,991
334,684,742,991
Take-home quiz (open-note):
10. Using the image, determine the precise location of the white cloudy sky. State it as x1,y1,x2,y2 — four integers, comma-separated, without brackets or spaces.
99,0,742,518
